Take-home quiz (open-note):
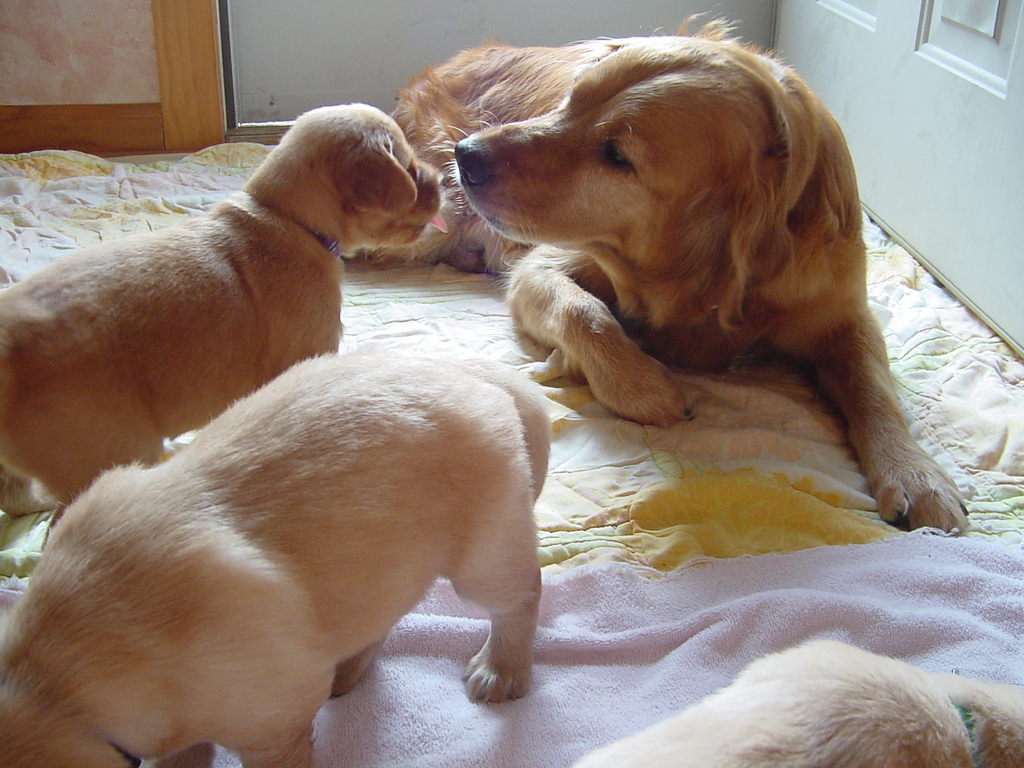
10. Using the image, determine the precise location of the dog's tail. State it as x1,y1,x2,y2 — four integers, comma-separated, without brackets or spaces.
678,15,735,41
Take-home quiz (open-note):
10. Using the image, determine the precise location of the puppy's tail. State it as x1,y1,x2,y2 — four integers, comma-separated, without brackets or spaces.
461,359,552,501
0,325,12,402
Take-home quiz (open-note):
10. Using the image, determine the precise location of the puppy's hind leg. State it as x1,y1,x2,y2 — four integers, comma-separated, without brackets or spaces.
331,638,386,697
460,569,540,704
236,722,314,768
153,742,216,768
451,509,541,703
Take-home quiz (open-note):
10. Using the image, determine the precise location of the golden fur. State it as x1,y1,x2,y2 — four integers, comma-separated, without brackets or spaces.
572,640,1024,768
0,104,441,515
373,26,966,531
0,350,549,768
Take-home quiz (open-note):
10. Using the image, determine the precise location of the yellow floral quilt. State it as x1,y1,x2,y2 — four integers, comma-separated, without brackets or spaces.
1,146,1022,578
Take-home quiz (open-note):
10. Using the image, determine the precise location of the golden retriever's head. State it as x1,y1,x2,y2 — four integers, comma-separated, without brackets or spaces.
247,103,443,253
456,33,859,326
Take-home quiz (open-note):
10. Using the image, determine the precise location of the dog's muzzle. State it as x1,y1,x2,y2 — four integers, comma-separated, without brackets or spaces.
454,138,495,187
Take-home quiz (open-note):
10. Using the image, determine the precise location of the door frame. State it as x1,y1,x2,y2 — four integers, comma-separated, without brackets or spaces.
151,0,225,152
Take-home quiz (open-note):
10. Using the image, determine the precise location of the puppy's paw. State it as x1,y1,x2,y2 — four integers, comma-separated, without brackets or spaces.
463,649,531,703
872,457,967,532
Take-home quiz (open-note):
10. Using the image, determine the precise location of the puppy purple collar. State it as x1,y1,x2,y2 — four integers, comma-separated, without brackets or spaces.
301,223,341,257
311,230,342,258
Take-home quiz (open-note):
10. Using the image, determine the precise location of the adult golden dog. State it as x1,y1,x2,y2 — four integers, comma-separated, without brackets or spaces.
376,24,966,532
0,350,548,768
0,104,441,515
571,640,1024,768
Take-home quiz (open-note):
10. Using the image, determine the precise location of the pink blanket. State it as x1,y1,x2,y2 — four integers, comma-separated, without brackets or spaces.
3,533,1021,767
217,532,1018,766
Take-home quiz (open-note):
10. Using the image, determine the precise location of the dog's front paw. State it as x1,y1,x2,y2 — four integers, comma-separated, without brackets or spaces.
872,455,967,532
585,356,699,427
463,649,531,703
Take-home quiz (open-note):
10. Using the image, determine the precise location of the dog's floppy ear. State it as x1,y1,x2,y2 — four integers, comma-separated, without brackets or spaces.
719,124,793,326
717,53,858,328
344,143,419,214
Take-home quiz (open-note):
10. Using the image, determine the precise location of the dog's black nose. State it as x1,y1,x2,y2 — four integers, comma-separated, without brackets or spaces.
454,138,494,187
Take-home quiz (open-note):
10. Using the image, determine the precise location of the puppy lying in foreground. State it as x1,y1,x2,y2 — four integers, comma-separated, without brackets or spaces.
572,640,1024,768
0,349,549,768
0,103,441,516
376,24,966,533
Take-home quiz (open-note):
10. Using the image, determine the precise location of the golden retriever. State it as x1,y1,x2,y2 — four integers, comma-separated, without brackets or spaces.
0,104,441,516
371,24,966,532
0,349,549,768
571,640,1024,768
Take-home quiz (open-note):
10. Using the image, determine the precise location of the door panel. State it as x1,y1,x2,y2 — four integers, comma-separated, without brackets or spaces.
776,1,1024,354
0,0,223,156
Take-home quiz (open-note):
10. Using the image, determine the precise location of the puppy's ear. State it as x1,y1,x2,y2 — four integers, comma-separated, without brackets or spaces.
347,148,419,214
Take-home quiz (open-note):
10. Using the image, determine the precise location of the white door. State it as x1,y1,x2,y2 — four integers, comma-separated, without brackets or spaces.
775,0,1024,355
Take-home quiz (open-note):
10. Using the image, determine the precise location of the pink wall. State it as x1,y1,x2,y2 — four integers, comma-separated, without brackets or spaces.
0,0,159,104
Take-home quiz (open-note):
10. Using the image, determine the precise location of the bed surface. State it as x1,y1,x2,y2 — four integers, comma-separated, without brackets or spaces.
1,145,1022,766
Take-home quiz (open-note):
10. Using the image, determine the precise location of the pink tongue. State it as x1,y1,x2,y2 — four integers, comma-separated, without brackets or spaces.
429,212,449,233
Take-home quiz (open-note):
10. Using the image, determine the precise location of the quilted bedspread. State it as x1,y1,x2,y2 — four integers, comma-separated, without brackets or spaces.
0,145,1022,578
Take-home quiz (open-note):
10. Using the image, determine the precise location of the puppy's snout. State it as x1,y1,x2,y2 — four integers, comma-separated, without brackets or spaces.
455,138,495,188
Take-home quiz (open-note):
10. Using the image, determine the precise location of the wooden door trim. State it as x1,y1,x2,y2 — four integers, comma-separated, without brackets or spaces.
151,0,226,152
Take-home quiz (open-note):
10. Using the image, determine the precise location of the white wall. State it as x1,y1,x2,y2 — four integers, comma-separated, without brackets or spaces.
227,1,776,124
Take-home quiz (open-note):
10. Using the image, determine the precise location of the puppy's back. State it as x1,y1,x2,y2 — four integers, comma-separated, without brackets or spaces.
168,349,549,596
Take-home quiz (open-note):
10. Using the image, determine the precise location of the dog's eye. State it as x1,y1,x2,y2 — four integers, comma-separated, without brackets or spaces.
602,140,633,170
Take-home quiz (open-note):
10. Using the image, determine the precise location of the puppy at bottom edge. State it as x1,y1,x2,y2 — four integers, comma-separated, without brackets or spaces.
572,640,1024,768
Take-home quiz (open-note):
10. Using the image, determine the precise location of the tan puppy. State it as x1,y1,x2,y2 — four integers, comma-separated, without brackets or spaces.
572,640,1024,768
374,24,966,533
0,349,549,768
0,103,442,515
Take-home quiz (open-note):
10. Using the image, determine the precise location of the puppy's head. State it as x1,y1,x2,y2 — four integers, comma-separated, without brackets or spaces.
0,688,123,767
455,30,858,325
246,103,443,253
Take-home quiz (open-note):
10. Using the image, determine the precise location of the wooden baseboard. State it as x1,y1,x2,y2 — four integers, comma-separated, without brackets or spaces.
0,103,165,156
